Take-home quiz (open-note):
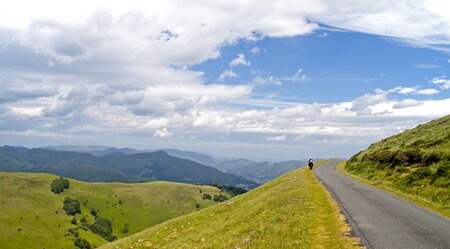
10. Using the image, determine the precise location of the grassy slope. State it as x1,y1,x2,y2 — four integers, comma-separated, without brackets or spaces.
0,172,223,249
101,162,362,249
345,115,450,215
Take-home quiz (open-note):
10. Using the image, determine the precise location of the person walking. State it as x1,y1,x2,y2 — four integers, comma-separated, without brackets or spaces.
308,158,314,170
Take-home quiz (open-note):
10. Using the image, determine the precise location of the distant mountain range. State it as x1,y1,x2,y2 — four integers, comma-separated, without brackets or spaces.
0,146,257,188
42,145,307,183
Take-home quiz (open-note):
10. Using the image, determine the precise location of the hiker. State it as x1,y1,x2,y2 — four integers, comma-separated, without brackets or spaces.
308,158,314,170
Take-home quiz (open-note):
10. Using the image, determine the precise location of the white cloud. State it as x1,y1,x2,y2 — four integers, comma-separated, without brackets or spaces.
1,1,450,160
218,69,238,81
430,76,450,89
230,53,251,67
393,99,422,109
390,86,439,95
153,128,172,138
249,46,263,54
267,135,286,141
416,89,440,95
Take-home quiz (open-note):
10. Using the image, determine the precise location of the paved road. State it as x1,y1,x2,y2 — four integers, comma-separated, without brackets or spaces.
314,159,450,249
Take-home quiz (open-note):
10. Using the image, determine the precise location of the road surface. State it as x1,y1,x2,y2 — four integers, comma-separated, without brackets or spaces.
314,159,450,249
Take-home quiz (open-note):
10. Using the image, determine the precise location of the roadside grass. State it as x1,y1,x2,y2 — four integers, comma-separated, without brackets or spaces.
100,161,362,249
345,115,450,216
337,162,450,218
0,172,222,249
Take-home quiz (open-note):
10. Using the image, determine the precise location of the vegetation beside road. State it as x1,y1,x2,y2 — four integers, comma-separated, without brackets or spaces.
344,115,450,217
101,161,362,249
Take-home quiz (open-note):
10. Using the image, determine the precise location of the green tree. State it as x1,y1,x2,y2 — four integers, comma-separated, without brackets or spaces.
63,197,81,216
90,217,116,241
74,238,91,249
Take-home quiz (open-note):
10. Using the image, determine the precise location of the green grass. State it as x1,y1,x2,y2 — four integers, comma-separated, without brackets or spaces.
0,172,223,249
100,161,362,249
345,114,450,216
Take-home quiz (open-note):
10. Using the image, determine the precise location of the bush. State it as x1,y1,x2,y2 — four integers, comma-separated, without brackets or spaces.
209,184,247,196
195,203,200,208
90,208,97,217
74,238,91,249
90,217,116,241
63,197,81,216
121,223,129,233
213,194,229,202
80,216,87,223
71,217,77,225
51,176,70,194
202,193,211,200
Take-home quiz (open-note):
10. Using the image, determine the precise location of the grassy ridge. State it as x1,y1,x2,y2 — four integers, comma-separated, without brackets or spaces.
101,162,361,249
0,172,223,248
345,115,450,214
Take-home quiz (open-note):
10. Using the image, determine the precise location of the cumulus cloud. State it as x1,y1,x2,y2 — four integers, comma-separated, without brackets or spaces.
218,69,238,81
153,128,172,138
0,78,59,103
230,53,251,67
430,76,450,89
1,0,450,159
249,46,264,54
393,99,422,109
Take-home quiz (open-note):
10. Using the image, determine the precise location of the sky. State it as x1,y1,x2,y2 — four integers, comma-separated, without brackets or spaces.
0,0,449,161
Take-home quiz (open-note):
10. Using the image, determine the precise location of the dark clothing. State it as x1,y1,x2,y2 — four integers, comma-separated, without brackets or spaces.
308,159,314,170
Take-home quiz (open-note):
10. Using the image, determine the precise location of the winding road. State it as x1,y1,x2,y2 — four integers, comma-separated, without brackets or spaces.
314,159,450,249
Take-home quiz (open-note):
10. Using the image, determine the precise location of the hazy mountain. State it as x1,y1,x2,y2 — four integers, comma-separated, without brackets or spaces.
0,147,257,188
39,145,307,184
216,159,307,183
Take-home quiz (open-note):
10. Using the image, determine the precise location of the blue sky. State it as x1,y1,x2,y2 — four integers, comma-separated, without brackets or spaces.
0,1,449,161
196,29,449,104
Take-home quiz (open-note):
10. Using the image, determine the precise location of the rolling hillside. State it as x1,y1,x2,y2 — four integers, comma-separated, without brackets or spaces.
0,172,225,249
0,147,257,188
100,162,361,249
346,115,450,210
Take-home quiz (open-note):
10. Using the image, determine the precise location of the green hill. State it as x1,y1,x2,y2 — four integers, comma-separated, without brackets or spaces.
100,162,361,249
0,147,258,188
346,115,450,212
0,172,226,249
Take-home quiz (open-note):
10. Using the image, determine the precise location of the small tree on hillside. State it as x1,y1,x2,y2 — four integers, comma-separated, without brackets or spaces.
63,197,81,216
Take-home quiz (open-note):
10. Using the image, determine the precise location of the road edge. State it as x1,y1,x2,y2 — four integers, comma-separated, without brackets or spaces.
314,159,370,249
335,161,450,222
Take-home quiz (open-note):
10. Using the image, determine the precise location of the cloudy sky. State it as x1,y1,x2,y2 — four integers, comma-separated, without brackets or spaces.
0,0,449,161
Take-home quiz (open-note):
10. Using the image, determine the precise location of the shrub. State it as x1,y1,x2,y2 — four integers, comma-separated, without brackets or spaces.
202,193,211,200
90,208,97,217
213,194,229,202
121,223,129,233
71,217,77,225
90,217,116,241
195,203,200,208
51,176,70,194
74,238,91,249
63,197,81,216
80,216,87,223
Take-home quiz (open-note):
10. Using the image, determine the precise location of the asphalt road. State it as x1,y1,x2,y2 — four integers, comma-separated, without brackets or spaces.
314,159,450,249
